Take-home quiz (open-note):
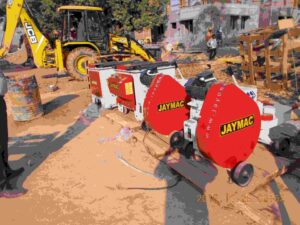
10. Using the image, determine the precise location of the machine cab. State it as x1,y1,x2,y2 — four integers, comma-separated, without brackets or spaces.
57,6,108,50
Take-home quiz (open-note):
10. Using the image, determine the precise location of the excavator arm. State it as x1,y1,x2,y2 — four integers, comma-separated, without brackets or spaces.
0,0,153,76
0,0,64,71
108,33,156,62
0,0,49,67
0,0,50,66
0,0,23,57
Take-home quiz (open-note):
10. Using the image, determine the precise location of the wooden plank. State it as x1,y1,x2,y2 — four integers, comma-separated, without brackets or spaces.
142,131,170,158
248,42,255,84
105,112,141,131
288,39,300,51
282,34,289,89
250,35,268,42
239,35,251,42
293,0,298,8
278,19,295,30
239,34,266,42
265,43,271,86
234,201,273,225
288,28,300,37
239,42,246,69
270,49,282,57
241,64,287,73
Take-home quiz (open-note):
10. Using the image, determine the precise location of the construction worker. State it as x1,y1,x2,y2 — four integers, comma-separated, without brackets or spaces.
161,42,176,62
216,27,223,46
207,34,217,60
205,27,213,42
70,26,77,40
0,71,24,197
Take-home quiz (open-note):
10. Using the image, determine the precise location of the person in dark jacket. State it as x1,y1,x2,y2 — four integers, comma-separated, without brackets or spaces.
0,71,24,197
216,27,223,47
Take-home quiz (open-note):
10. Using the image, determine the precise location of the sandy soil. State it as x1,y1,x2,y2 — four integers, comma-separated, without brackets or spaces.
0,55,299,225
1,67,206,225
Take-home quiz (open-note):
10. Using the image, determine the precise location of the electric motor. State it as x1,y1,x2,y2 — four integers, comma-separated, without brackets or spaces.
140,67,158,87
185,70,217,100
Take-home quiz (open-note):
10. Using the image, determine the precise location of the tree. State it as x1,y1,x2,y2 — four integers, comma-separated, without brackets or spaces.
1,0,169,35
0,0,5,17
108,0,169,34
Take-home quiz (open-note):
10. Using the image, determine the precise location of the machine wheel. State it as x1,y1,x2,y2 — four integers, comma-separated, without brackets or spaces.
140,70,156,87
122,106,130,114
274,138,290,156
141,121,151,132
170,131,184,149
231,162,254,187
66,47,98,80
179,142,194,159
95,98,102,108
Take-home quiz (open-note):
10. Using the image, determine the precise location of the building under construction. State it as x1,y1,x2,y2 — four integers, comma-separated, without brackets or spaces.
136,0,300,49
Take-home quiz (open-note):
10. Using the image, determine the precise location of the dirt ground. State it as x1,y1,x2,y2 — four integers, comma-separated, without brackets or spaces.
0,55,300,225
1,67,207,225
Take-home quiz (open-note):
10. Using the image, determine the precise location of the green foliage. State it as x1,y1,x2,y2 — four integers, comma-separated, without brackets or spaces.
108,0,169,34
1,0,169,35
0,1,6,16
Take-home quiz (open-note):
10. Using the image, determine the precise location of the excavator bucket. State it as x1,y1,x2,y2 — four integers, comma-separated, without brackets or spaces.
0,16,28,65
3,42,28,65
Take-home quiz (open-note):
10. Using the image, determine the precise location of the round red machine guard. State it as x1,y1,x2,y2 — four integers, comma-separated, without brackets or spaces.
143,74,190,135
196,83,261,169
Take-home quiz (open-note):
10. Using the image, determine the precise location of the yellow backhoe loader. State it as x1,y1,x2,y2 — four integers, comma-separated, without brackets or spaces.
0,0,156,80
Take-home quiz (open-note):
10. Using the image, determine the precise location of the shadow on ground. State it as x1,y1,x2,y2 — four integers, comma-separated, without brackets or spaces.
43,94,79,115
6,104,100,193
154,154,212,225
264,144,300,224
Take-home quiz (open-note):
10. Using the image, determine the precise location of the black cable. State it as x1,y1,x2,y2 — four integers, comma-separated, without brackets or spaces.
124,176,182,191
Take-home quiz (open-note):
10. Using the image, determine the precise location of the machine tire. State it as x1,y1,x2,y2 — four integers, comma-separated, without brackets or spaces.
231,162,254,187
66,47,98,80
170,131,185,149
274,138,290,156
140,70,156,87
95,98,102,108
122,106,130,114
179,142,194,159
141,121,151,132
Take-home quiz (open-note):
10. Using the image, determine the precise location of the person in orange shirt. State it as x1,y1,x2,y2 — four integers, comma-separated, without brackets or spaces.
205,27,213,42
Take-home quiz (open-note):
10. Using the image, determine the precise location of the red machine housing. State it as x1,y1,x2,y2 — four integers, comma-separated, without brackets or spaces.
143,74,191,135
89,70,102,97
107,73,136,110
196,83,261,169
